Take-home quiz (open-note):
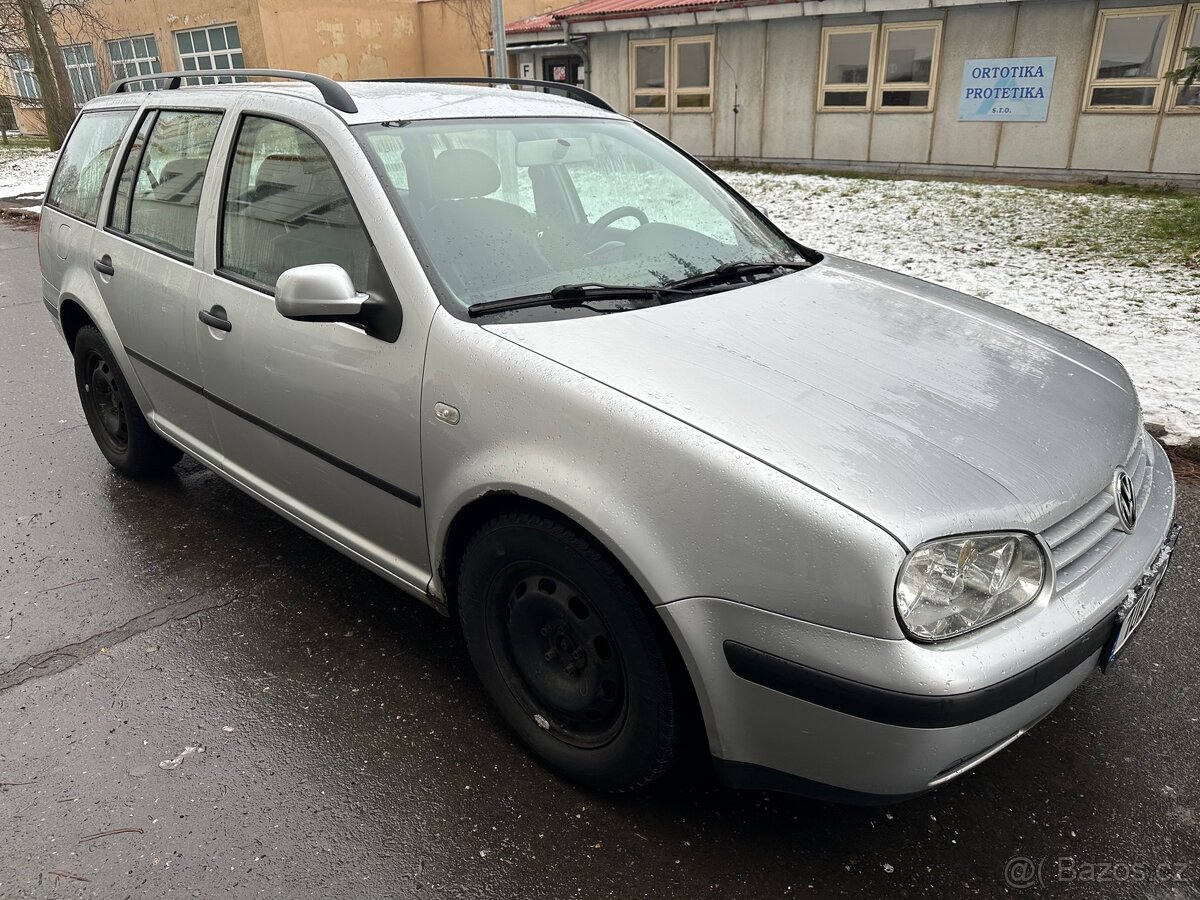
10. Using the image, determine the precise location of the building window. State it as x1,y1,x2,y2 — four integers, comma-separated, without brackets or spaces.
62,44,102,106
877,23,941,110
672,37,713,111
818,22,941,112
630,40,667,109
109,35,162,84
6,52,40,103
629,36,713,112
819,25,875,109
174,23,244,85
1173,4,1200,109
1086,6,1180,110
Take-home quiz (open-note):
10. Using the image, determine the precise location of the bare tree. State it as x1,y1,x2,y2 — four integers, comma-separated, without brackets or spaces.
0,0,111,148
441,0,492,75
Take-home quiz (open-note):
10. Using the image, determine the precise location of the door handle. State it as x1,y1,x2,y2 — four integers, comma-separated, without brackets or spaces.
198,305,232,332
93,255,115,276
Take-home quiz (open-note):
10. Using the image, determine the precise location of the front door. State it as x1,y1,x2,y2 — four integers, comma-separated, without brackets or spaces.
193,113,428,590
92,107,225,458
542,56,582,86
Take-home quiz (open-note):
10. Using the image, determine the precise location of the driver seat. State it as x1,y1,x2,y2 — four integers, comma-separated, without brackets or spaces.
423,148,551,293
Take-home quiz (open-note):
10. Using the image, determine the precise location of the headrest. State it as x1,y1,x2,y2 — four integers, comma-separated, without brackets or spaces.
431,148,501,200
255,154,307,190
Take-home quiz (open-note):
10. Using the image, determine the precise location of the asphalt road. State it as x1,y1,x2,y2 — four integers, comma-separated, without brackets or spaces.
1,219,1198,899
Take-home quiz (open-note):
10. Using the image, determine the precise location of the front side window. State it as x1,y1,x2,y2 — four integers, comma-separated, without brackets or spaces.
878,24,940,110
46,109,134,222
357,117,806,316
174,24,244,85
109,35,163,83
113,110,222,259
1087,6,1180,109
7,51,41,103
820,26,875,109
1173,4,1200,109
61,44,102,106
221,117,372,290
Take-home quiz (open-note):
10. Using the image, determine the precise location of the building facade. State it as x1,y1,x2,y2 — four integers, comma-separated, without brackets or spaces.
1,0,553,134
532,0,1200,183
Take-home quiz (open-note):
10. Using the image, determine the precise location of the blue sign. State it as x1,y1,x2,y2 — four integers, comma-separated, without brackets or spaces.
958,57,1057,122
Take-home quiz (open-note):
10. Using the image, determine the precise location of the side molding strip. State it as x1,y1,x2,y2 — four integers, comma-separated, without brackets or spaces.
125,346,422,508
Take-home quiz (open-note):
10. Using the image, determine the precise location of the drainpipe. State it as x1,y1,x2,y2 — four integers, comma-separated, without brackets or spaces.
564,20,590,89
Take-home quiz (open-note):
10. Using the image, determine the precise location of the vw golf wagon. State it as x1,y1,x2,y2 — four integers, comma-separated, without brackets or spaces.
38,70,1180,801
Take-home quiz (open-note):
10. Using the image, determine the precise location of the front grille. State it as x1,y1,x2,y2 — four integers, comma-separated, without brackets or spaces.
1041,435,1152,590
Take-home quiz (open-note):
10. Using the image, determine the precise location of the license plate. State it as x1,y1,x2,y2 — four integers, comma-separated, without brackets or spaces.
1101,523,1182,672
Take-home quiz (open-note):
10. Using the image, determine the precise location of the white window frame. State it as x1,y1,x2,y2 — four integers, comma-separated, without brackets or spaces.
1170,3,1200,111
174,23,245,85
108,35,162,84
875,21,942,113
818,25,877,112
629,39,668,111
6,51,40,104
628,36,714,113
61,43,102,107
671,36,714,113
1084,5,1181,112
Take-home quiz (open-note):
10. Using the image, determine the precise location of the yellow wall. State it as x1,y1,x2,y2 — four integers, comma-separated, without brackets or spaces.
4,0,561,134
258,0,424,79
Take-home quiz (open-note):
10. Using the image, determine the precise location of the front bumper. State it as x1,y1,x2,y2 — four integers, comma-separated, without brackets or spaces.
659,438,1179,802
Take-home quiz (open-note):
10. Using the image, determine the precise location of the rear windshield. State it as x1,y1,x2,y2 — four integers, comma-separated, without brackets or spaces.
46,110,136,223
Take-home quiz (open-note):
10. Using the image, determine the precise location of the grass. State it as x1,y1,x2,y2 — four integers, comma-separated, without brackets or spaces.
0,134,51,163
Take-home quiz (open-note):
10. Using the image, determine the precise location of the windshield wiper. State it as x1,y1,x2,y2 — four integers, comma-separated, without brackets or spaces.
467,283,694,318
666,260,809,292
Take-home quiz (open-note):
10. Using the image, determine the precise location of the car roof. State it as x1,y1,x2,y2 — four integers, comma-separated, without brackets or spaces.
86,79,624,125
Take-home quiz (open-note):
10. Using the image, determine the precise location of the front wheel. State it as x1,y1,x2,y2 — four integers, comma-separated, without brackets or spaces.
458,512,679,792
73,325,182,478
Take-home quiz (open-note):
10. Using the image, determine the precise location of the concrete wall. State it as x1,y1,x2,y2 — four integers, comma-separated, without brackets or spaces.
591,0,1200,183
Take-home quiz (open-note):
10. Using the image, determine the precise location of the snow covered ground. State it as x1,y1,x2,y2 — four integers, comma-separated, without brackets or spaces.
2,149,1196,441
0,147,55,204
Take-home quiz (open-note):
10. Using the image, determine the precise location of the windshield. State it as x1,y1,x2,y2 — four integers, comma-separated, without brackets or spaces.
355,117,809,313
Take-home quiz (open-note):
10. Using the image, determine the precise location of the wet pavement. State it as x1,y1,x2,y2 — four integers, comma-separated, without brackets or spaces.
1,219,1198,899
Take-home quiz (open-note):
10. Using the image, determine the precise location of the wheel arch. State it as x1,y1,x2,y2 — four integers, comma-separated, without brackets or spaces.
59,296,95,352
437,489,707,747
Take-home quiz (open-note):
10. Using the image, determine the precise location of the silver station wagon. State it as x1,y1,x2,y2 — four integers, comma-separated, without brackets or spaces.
39,70,1180,802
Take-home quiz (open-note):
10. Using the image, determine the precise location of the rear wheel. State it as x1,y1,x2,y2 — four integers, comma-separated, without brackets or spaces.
458,512,679,792
73,325,182,478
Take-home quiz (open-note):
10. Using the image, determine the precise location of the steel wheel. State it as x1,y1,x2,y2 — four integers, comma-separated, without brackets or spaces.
487,563,627,748
83,350,129,454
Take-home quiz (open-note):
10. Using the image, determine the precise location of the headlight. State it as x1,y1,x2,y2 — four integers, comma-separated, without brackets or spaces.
895,533,1045,641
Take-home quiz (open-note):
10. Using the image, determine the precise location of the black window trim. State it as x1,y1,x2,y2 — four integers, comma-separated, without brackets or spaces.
43,106,140,226
100,104,227,266
214,110,381,297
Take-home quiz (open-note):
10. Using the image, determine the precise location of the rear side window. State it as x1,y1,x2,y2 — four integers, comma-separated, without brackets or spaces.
46,109,135,223
110,109,222,260
220,116,371,290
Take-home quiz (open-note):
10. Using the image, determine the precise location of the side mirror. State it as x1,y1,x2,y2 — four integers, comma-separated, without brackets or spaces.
275,264,368,323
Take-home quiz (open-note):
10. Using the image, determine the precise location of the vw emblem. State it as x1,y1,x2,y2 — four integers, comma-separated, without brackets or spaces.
1112,467,1137,533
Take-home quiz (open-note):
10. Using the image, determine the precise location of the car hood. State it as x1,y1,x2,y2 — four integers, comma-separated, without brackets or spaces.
485,256,1142,548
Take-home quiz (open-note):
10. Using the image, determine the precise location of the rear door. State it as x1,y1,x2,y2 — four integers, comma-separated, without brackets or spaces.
193,106,429,591
90,106,225,457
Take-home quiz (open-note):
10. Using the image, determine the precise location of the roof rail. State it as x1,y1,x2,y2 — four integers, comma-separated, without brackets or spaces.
107,68,358,114
363,77,615,113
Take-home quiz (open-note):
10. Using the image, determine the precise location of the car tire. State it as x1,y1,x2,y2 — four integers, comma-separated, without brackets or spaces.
458,512,679,792
73,325,182,478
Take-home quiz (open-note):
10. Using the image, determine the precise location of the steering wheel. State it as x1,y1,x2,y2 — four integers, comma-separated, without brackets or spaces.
587,206,649,248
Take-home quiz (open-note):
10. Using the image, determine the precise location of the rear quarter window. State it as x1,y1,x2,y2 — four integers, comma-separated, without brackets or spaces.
46,109,136,223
